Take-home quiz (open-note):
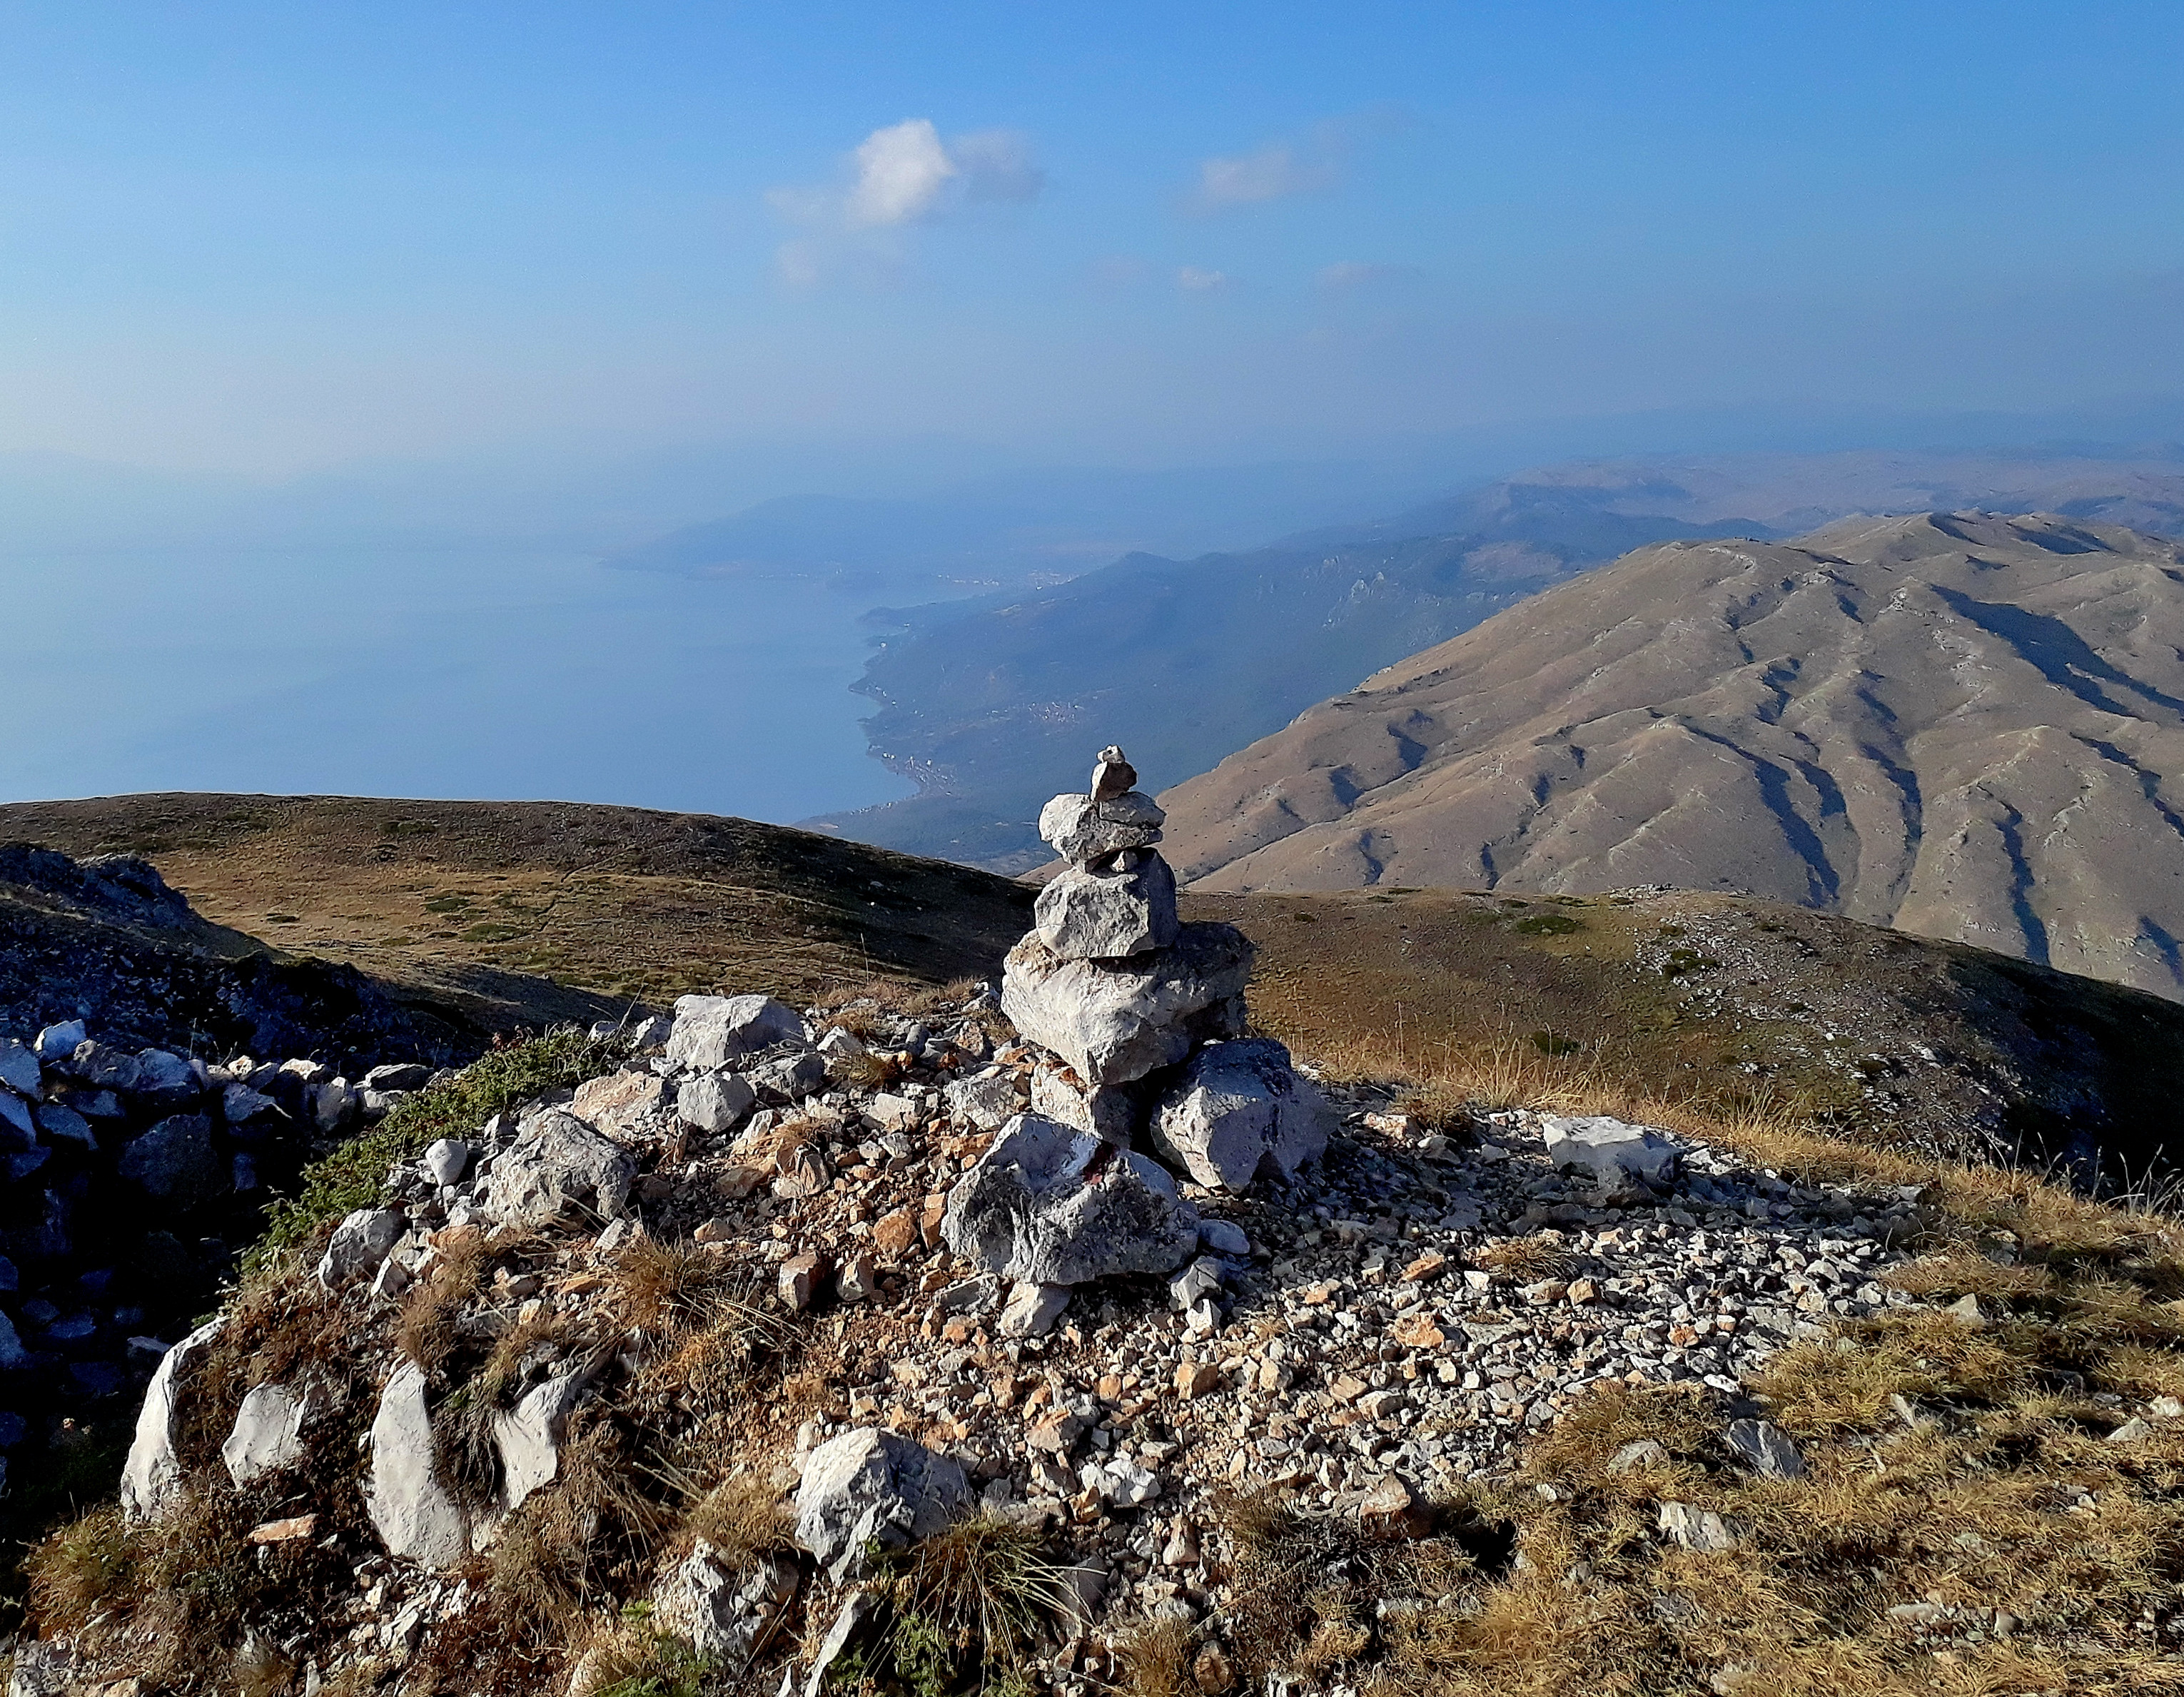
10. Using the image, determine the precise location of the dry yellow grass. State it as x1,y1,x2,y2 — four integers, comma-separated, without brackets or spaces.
1233,1026,2184,1697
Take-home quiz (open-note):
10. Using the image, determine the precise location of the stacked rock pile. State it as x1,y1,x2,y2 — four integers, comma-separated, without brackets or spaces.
951,749,1331,1319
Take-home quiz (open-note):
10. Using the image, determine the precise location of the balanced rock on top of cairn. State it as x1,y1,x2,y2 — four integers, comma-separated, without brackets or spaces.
990,744,1330,1192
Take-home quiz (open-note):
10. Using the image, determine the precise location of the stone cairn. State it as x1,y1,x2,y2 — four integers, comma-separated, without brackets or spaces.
942,746,1330,1305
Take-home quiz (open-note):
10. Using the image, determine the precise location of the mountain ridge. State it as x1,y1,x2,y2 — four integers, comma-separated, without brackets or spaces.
814,452,2184,868
1158,510,2184,1001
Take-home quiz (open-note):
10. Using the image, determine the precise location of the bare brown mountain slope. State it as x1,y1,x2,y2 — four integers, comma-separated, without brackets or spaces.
1159,511,2184,1001
0,794,1033,1019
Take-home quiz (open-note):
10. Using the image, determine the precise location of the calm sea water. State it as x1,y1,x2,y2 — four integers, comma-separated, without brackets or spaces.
0,545,915,824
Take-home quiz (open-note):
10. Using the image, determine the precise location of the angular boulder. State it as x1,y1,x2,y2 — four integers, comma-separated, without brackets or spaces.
365,1361,469,1569
118,1113,223,1205
0,1038,41,1098
1039,791,1166,863
944,1070,1021,1133
1726,1418,1806,1480
222,1382,307,1485
36,1101,96,1150
317,1207,406,1289
422,1138,471,1186
1030,1063,1142,1145
1001,923,1254,1087
794,1427,971,1582
0,1091,33,1153
492,1362,594,1512
121,1317,223,1520
1541,1115,1681,1190
1151,1038,1331,1191
653,1543,799,1668
666,995,809,1071
677,1070,757,1133
1034,856,1180,961
942,1113,1201,1286
571,1069,665,1136
477,1109,636,1228
34,1020,86,1063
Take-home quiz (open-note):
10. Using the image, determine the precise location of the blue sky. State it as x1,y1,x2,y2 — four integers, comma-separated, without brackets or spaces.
4,1,2183,477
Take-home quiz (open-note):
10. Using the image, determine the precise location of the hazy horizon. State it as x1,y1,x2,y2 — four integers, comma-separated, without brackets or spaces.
9,4,2184,829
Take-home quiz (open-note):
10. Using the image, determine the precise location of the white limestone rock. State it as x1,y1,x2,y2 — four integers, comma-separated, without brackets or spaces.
666,995,810,1071
120,1318,223,1520
1542,1115,1682,1190
1038,791,1166,863
1033,856,1180,961
944,1070,1021,1133
1151,1038,1331,1191
222,1382,307,1485
942,1113,1201,1286
793,1427,971,1582
492,1363,594,1513
653,1544,799,1669
678,1071,757,1133
0,1038,41,1098
317,1207,406,1290
476,1109,635,1228
999,1281,1071,1338
422,1138,471,1186
34,1020,86,1063
1001,922,1254,1088
1029,1063,1141,1144
365,1361,469,1569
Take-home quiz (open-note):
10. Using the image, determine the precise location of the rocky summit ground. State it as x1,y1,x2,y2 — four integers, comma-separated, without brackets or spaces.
16,973,2184,1697
1160,512,2184,1003
1,796,2183,1694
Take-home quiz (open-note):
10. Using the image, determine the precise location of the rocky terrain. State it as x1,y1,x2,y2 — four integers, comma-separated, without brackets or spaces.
0,853,505,1577
0,844,492,1067
814,456,2184,869
1160,512,2184,1003
11,795,2184,1192
12,759,2184,1697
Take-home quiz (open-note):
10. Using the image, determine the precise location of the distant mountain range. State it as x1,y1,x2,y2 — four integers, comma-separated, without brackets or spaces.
594,459,1477,600
811,450,2184,868
1158,510,2184,1002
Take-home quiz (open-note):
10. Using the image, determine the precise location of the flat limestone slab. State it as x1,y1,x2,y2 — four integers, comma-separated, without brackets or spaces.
1001,921,1253,1087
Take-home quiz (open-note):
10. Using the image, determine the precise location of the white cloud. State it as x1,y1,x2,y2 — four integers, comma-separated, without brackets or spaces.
1193,144,1333,211
846,118,957,228
1177,266,1231,292
769,119,1047,285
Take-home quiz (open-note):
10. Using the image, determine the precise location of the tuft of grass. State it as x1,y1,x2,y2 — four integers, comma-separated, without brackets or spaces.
683,1474,795,1567
607,1238,772,1342
392,1228,492,1375
569,1616,707,1697
1118,1615,1198,1697
829,1048,906,1090
873,1514,1075,1688
233,1635,294,1697
253,1027,622,1267
1471,1235,1582,1283
24,1505,136,1633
